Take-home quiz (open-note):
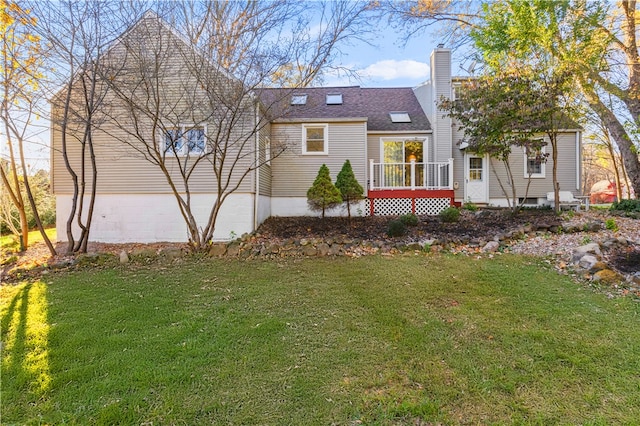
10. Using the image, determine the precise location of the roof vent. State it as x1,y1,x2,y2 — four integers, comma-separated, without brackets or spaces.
291,94,307,105
389,112,411,123
326,93,343,105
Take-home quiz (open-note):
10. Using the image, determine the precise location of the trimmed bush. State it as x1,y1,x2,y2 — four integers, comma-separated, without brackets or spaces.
439,206,460,223
611,199,640,213
387,219,407,237
399,213,419,226
307,164,342,218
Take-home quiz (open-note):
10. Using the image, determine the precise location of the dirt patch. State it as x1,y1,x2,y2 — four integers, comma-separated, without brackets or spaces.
608,246,640,273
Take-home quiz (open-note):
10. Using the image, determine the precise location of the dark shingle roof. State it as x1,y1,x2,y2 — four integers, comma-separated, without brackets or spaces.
258,86,431,132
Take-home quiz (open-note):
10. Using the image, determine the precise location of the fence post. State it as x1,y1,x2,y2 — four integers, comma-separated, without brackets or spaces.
410,159,416,190
369,159,375,191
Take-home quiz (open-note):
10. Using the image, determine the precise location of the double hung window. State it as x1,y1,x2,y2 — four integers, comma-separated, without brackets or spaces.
302,124,328,155
524,145,545,178
163,125,206,155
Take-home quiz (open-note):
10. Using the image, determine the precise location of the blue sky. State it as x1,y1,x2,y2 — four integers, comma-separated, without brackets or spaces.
324,30,437,88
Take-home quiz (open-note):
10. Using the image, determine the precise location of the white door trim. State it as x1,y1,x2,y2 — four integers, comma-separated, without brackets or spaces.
464,153,489,203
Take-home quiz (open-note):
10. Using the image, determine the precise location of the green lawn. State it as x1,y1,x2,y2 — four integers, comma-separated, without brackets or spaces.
2,254,639,425
1,228,56,256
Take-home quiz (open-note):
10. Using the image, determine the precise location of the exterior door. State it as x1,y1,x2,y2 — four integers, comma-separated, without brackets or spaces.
381,138,425,188
465,154,488,203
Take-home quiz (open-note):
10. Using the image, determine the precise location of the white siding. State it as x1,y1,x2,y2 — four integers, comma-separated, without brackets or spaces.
56,193,254,243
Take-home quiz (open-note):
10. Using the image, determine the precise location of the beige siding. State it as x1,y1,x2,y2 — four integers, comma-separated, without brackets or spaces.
451,125,466,200
52,15,257,196
271,121,367,197
52,112,257,194
258,122,272,196
431,49,453,162
488,132,580,199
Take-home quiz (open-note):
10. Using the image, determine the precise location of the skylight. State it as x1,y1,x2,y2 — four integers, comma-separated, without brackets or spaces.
291,94,307,105
326,93,343,105
389,112,411,123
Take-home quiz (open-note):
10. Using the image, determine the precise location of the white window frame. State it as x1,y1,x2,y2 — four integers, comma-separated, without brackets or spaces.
162,124,207,156
302,123,328,155
291,94,307,105
524,144,546,178
326,93,343,104
264,135,271,166
389,112,411,123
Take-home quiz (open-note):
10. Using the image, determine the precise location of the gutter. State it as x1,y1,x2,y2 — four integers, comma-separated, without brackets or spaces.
254,101,259,232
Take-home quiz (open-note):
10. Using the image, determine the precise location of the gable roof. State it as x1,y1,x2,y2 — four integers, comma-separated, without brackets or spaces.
259,86,431,132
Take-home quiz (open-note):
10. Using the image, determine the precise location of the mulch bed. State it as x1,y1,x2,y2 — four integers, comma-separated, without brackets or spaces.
257,209,562,243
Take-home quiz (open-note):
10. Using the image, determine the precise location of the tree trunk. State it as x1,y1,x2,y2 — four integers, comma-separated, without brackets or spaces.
620,0,640,125
582,85,640,198
18,207,28,251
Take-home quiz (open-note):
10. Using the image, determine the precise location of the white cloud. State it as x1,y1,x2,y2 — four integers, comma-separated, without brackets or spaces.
360,60,430,81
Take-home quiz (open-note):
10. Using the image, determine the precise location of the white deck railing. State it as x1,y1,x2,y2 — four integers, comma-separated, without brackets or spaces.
369,159,454,191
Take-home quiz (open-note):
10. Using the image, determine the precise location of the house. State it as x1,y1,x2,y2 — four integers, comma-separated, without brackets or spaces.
51,13,582,243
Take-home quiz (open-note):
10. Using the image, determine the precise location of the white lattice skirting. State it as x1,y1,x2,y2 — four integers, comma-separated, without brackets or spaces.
366,197,451,216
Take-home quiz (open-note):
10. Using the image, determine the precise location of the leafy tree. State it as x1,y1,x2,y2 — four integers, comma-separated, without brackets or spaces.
1,0,55,254
439,74,550,214
471,0,640,198
307,164,342,218
335,159,363,220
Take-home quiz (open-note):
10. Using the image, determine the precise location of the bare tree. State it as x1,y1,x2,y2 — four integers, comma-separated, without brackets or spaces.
28,0,136,253
376,0,480,49
91,1,372,250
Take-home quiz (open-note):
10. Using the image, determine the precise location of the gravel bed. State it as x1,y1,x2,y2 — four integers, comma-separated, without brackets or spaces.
508,213,640,261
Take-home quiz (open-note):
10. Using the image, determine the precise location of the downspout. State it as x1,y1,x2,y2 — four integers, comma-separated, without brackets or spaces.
576,130,581,192
254,101,260,231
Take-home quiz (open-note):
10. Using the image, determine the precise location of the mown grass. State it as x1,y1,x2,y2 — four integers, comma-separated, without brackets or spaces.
2,254,639,425
0,228,56,256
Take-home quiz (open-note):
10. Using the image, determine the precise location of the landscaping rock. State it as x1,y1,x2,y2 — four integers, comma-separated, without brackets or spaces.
209,243,227,257
119,250,129,264
578,254,600,271
302,245,317,256
482,241,500,253
130,247,156,258
317,242,331,256
226,243,240,257
161,247,183,260
406,242,423,251
572,243,602,263
592,269,623,284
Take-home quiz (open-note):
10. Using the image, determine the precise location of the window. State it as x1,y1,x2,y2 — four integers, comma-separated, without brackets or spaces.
326,93,343,104
524,145,545,178
163,125,206,156
302,124,328,155
264,136,271,166
389,112,411,123
469,157,483,181
452,82,463,100
291,94,307,105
